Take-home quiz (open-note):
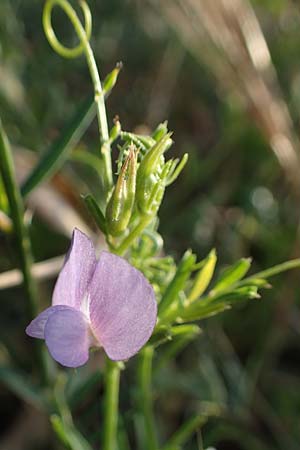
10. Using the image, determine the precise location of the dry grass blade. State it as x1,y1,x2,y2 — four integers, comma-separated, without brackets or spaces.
0,255,65,290
151,0,300,196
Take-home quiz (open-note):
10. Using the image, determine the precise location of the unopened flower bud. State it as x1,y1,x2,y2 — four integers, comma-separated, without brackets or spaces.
109,118,121,143
103,62,123,95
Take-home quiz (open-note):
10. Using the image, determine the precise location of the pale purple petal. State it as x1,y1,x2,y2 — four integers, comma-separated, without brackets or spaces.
44,308,91,368
52,228,97,310
25,305,70,339
89,252,157,361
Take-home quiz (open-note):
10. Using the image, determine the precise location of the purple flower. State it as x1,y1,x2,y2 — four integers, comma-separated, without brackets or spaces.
26,229,157,368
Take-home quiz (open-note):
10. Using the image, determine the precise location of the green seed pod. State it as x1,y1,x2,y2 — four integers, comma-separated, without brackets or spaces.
106,147,137,236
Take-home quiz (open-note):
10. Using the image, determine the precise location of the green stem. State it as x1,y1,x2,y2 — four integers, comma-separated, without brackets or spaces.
112,215,153,256
0,120,48,383
43,0,113,195
138,346,158,450
54,373,73,426
243,258,300,281
162,414,207,450
103,357,121,450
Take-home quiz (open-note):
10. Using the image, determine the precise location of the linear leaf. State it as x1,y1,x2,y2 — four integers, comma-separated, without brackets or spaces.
159,250,196,315
182,286,259,321
21,96,95,197
212,258,252,293
82,193,107,234
188,249,217,302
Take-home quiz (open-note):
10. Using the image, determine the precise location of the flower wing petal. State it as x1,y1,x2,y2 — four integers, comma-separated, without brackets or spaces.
25,305,70,339
52,228,97,310
89,251,157,361
44,308,91,368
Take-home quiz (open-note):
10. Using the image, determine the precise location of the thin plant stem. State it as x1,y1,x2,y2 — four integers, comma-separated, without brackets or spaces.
103,357,121,450
138,346,158,450
243,258,300,281
43,0,113,195
0,119,48,383
113,215,153,256
162,415,207,450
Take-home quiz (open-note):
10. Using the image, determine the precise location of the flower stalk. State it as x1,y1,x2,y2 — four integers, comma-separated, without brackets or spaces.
138,346,158,450
112,214,153,256
103,358,121,450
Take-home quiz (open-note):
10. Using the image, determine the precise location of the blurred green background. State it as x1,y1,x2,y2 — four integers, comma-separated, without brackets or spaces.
1,0,300,449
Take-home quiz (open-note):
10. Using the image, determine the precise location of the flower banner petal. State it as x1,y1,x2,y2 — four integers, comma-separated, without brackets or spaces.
25,305,70,339
52,229,97,310
44,308,91,367
89,252,157,361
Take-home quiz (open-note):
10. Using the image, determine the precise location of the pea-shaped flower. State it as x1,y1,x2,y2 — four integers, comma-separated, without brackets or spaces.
26,229,157,368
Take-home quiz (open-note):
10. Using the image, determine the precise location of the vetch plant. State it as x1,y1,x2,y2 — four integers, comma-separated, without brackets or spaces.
1,1,300,449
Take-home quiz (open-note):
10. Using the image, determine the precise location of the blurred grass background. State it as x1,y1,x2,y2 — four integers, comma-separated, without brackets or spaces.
1,0,300,449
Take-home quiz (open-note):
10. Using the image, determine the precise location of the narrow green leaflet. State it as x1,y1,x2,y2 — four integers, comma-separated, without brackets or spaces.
82,193,107,234
243,258,300,281
21,96,95,198
182,286,260,322
188,249,217,302
159,250,196,315
165,153,189,186
212,258,252,294
238,277,270,289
